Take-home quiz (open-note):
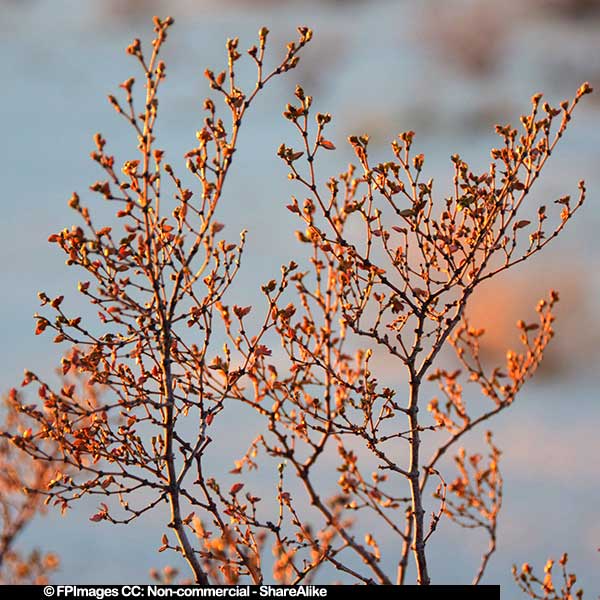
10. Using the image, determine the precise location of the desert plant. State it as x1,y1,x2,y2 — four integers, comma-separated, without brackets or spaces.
1,16,592,590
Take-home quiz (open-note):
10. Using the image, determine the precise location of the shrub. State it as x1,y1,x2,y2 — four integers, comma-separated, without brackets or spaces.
1,16,592,592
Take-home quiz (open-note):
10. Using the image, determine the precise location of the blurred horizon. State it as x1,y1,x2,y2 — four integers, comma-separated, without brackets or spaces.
1,0,599,590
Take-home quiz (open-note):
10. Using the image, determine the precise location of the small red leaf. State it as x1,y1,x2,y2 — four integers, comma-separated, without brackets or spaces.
514,220,531,229
233,305,252,319
319,139,336,150
254,345,272,358
230,482,244,495
35,321,48,335
51,295,64,309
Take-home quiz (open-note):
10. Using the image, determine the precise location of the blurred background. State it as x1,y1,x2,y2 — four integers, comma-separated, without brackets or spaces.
1,0,599,591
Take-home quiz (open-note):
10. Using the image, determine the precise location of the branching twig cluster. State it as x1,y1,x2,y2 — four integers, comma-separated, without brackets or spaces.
0,392,60,584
